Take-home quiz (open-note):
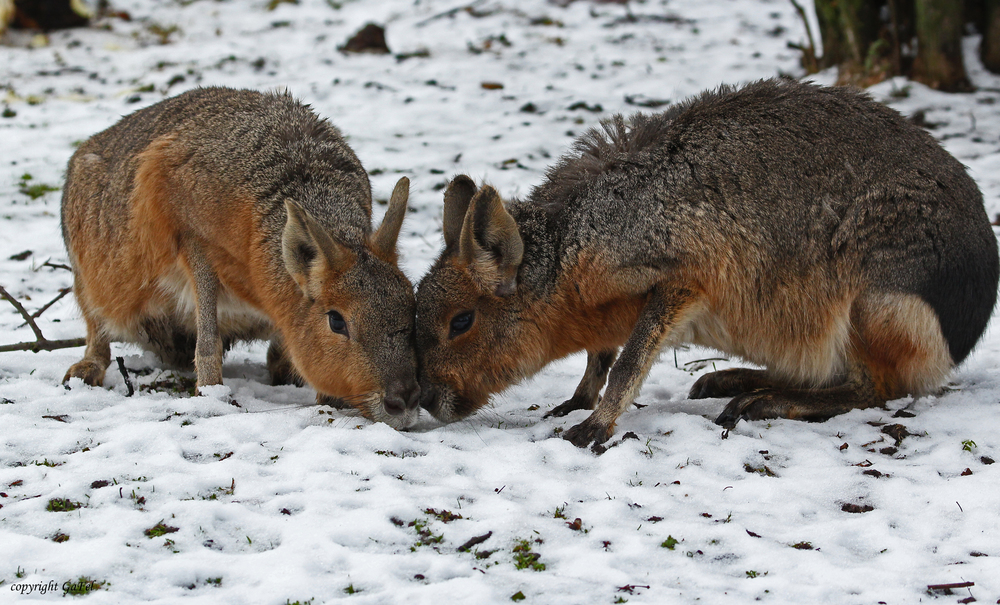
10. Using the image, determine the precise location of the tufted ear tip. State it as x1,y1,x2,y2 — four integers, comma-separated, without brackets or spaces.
457,185,523,297
371,176,410,262
443,175,478,251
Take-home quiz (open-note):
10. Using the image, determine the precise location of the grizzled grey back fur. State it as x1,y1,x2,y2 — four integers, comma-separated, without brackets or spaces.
63,87,373,252
514,78,997,363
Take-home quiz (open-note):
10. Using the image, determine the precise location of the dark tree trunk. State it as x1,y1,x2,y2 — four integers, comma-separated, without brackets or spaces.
912,0,973,91
814,0,896,86
13,0,89,30
813,0,847,69
982,0,1000,73
799,0,975,90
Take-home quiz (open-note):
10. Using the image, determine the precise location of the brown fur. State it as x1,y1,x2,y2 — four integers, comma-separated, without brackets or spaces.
416,79,998,446
62,87,420,429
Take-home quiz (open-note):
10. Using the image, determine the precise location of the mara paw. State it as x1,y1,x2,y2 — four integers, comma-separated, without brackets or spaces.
562,417,614,448
63,360,108,387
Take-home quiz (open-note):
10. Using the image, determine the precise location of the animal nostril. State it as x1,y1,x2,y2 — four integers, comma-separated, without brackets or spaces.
383,395,406,416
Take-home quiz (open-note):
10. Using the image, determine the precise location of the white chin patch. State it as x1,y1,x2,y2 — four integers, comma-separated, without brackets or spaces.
427,391,459,424
385,407,420,430
369,398,421,430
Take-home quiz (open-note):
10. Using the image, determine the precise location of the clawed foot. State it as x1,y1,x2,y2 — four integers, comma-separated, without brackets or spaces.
714,390,794,429
689,372,729,399
63,360,108,387
544,395,599,419
690,368,774,399
562,417,614,448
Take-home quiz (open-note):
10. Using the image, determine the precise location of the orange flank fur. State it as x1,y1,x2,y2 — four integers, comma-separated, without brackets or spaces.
539,262,649,361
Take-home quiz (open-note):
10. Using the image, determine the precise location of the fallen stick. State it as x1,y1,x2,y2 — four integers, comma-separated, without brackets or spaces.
415,0,487,26
41,260,73,271
0,284,85,353
457,531,492,552
116,356,135,396
927,582,974,591
17,287,72,328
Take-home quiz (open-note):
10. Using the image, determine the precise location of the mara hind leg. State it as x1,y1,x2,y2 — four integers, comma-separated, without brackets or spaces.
544,349,618,418
715,292,953,428
267,334,303,387
689,368,788,399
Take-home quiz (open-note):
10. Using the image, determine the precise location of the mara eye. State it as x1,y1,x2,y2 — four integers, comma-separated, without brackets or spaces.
449,311,474,339
327,310,349,337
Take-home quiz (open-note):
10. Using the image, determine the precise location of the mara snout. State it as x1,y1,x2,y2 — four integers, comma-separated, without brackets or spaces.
415,78,999,446
61,87,420,429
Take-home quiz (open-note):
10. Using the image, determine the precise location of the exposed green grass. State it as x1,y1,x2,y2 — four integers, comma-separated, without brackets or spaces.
744,462,777,477
513,538,546,571
407,518,444,550
144,521,179,538
424,508,462,523
17,174,59,199
46,498,82,512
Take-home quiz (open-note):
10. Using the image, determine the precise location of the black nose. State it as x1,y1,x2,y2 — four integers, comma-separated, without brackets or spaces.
384,381,421,417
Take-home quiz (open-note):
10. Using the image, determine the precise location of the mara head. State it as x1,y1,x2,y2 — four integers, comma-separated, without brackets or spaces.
280,177,420,429
416,175,540,423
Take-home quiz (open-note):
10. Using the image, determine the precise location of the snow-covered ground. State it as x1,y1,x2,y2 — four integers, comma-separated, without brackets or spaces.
2,1,999,603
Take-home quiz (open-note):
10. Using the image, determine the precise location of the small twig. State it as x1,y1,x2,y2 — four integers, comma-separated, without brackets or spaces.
0,338,87,353
415,0,487,26
683,357,728,367
17,287,72,328
116,357,134,397
0,284,86,353
1,284,45,341
789,0,819,73
457,531,493,552
42,260,73,272
927,582,974,591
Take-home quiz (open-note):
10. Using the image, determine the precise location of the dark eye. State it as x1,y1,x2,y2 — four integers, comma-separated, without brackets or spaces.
328,311,349,337
449,311,474,339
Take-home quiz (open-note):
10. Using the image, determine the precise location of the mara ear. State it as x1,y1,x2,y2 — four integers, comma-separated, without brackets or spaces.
282,200,354,298
370,176,410,263
442,175,477,251
458,185,524,297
